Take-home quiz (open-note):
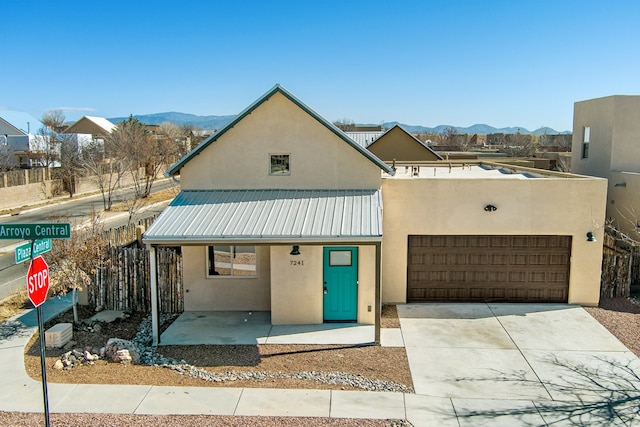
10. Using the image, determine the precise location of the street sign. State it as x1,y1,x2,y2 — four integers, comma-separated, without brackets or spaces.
27,256,50,308
0,223,71,240
15,238,52,264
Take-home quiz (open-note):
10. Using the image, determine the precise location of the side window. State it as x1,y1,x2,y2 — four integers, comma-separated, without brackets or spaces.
207,246,257,277
270,154,290,175
581,126,590,159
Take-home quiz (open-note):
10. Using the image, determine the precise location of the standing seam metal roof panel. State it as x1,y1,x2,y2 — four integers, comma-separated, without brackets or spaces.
143,189,383,243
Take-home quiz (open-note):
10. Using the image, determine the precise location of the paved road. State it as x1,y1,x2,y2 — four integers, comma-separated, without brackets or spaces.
0,179,176,300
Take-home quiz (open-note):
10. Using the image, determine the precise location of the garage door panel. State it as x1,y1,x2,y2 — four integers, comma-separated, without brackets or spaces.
407,235,571,303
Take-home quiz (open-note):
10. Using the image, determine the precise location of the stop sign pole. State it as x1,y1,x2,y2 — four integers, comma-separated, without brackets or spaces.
27,247,51,427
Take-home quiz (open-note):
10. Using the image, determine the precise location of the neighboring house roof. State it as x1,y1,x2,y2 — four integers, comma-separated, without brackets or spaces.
0,110,42,135
346,131,386,149
367,124,443,161
166,84,394,177
143,189,383,245
63,116,116,135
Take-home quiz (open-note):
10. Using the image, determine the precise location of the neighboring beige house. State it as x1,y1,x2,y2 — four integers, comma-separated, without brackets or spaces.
571,95,640,238
63,116,116,136
144,85,607,345
349,124,443,162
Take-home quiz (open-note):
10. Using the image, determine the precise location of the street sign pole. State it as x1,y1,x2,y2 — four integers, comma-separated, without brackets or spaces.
29,241,51,427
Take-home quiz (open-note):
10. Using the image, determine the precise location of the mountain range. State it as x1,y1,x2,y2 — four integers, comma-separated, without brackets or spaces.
108,112,570,135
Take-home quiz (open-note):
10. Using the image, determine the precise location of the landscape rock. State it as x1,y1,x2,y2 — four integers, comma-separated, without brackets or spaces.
105,338,140,364
52,360,64,370
115,349,132,365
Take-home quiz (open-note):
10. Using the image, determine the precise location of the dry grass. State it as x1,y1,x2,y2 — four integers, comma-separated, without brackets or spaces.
0,290,30,324
109,188,178,212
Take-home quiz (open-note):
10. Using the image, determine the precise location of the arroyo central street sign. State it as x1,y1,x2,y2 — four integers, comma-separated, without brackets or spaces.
0,223,71,240
15,239,53,264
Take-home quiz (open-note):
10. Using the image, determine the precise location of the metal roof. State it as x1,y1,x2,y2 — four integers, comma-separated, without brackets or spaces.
0,110,42,135
63,115,116,135
165,84,394,177
143,189,383,244
83,116,116,133
346,131,385,148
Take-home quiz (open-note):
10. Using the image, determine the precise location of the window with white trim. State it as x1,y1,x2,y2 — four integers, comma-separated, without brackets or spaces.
207,246,257,277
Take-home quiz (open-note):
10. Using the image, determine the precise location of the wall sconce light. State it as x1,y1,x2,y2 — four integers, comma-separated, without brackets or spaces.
290,245,300,255
484,204,498,212
586,232,596,242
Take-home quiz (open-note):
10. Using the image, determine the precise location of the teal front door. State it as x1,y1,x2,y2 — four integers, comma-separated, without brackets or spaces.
323,247,358,322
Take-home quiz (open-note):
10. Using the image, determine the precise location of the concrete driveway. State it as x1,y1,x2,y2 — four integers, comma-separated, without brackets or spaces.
398,303,640,426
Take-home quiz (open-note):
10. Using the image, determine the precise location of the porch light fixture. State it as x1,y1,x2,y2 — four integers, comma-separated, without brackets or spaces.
586,232,596,242
484,204,497,212
290,245,301,256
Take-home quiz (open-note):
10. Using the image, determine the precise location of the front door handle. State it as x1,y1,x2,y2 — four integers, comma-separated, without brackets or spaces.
323,286,328,294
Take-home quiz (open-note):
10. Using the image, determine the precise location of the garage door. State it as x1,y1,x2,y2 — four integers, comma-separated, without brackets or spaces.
407,235,571,303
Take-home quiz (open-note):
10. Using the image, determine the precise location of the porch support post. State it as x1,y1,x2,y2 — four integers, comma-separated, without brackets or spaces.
148,244,160,346
374,241,381,345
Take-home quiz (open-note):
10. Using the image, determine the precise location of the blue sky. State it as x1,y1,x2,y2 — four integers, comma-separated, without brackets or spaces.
3,0,639,131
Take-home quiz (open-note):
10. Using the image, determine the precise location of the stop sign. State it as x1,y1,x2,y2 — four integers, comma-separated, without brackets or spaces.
27,256,50,307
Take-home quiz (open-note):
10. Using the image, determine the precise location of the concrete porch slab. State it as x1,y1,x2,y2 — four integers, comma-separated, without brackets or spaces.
160,311,379,346
160,311,272,345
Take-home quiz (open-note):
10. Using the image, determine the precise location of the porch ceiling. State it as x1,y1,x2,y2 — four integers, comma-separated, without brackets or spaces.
142,189,383,245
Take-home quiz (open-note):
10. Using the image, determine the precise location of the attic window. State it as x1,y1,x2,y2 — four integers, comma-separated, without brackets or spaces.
270,154,290,175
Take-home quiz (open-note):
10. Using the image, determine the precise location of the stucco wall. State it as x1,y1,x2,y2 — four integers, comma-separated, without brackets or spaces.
0,181,53,210
368,127,439,162
0,167,149,211
182,245,271,311
381,174,607,306
571,95,640,178
572,96,615,179
180,91,381,191
608,171,640,238
270,244,376,325
611,97,640,173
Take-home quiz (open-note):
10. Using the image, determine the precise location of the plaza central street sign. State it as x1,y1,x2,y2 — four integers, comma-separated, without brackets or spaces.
15,238,53,264
27,256,50,308
0,223,71,240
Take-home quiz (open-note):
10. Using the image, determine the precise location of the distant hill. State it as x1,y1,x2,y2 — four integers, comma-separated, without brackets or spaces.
381,122,570,135
109,112,570,135
108,112,235,131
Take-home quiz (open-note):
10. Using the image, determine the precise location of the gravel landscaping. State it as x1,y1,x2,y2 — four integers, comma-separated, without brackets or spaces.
24,305,413,393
